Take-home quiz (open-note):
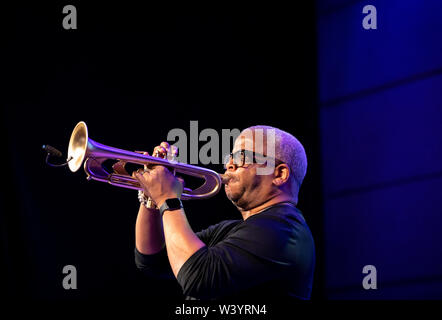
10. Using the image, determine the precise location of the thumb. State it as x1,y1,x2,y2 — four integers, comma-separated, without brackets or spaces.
177,177,185,188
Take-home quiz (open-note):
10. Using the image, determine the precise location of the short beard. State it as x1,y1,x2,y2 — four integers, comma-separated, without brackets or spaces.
226,185,245,207
226,177,262,211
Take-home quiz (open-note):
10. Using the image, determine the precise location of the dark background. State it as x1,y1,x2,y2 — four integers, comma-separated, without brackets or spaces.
317,0,442,300
2,0,442,313
1,2,322,305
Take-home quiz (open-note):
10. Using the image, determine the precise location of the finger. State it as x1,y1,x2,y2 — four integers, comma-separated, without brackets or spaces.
132,168,142,179
150,165,167,176
132,170,141,181
112,160,128,175
133,173,152,198
133,168,148,180
169,145,179,158
153,146,167,159
177,177,185,188
134,150,149,155
160,142,170,151
135,151,151,170
133,151,151,170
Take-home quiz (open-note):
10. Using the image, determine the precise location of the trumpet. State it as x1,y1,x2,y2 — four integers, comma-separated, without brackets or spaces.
63,121,225,200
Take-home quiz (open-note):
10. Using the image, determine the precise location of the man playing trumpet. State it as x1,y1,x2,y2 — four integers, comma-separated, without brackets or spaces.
133,126,315,300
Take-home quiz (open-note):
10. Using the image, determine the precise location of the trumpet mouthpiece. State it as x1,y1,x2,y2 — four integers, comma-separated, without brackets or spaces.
220,174,230,184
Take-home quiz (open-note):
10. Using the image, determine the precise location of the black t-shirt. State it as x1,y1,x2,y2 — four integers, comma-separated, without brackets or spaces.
134,203,315,301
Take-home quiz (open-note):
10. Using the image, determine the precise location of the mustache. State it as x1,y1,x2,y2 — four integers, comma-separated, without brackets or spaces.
221,173,237,184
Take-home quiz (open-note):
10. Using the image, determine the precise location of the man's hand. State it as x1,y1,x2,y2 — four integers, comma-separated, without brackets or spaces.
133,142,205,278
132,142,183,208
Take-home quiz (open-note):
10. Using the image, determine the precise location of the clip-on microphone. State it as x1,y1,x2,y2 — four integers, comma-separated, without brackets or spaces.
42,144,73,167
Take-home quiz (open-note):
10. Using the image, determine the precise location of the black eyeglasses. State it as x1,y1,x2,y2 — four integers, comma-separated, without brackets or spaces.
223,149,283,169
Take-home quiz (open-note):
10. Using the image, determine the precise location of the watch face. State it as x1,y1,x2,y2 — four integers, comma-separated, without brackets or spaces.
165,198,182,210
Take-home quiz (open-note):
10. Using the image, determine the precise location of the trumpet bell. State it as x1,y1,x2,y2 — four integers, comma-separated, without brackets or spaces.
68,121,89,172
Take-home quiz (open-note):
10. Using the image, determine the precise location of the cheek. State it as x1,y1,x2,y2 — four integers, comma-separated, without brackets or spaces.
233,172,259,196
225,168,259,193
249,175,265,192
224,172,245,194
245,172,275,197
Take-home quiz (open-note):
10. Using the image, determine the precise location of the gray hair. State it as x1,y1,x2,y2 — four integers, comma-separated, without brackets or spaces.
241,125,308,190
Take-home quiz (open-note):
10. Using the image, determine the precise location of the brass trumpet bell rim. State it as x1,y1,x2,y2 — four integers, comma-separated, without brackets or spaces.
68,121,89,172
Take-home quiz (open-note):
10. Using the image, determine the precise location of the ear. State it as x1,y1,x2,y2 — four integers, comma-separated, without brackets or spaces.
272,163,290,187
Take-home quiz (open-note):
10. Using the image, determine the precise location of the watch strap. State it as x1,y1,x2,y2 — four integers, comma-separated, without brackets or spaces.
159,198,183,216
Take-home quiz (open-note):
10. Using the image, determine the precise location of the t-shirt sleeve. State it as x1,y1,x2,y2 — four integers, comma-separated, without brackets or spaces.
134,247,175,280
176,215,296,300
195,220,239,245
195,224,219,245
134,220,238,280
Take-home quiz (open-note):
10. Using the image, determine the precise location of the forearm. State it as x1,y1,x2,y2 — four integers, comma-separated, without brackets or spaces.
162,209,206,277
135,204,165,254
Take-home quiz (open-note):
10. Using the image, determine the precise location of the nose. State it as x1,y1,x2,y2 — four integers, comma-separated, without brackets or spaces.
226,162,237,172
224,157,237,172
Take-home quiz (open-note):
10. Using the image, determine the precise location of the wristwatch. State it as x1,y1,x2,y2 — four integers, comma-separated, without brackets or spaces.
159,198,183,216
